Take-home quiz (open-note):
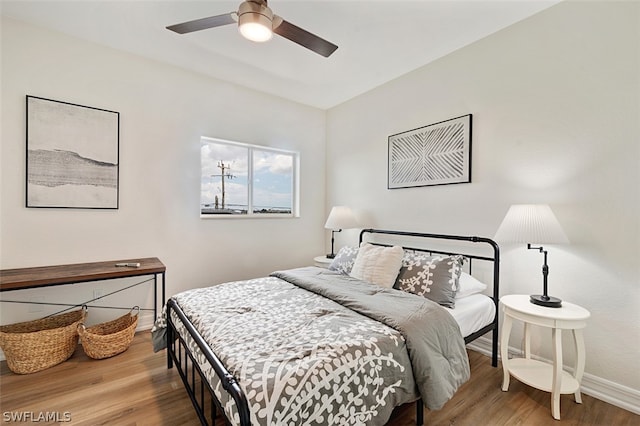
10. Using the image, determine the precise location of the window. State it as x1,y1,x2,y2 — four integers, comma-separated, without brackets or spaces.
201,137,298,217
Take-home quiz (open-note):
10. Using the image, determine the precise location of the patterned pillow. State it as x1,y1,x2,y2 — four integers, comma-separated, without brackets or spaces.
328,246,359,274
395,252,463,308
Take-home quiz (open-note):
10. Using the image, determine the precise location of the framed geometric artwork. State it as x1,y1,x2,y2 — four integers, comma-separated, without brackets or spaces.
388,114,472,189
26,96,120,209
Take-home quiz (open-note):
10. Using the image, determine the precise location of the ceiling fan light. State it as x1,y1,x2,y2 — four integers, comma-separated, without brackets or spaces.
238,1,273,42
239,17,272,42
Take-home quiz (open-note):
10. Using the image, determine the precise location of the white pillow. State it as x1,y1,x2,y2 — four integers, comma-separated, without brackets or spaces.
456,272,488,299
349,243,404,288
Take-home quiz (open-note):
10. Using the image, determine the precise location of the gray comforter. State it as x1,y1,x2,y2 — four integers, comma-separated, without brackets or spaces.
169,267,469,425
272,267,470,411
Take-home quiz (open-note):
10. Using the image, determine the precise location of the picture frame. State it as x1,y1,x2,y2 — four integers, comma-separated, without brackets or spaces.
388,114,472,189
26,96,120,209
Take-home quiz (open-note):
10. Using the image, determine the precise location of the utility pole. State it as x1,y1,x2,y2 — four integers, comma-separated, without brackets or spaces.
211,161,234,209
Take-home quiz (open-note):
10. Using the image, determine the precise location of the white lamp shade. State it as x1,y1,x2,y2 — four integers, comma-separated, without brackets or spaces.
494,204,569,244
324,206,358,230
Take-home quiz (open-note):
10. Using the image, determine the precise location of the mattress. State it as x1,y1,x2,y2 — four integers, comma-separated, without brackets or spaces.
446,294,496,338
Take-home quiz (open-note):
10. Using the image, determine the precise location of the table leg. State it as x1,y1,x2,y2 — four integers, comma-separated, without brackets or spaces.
551,327,563,420
572,329,586,404
501,312,513,391
524,322,531,359
153,274,158,321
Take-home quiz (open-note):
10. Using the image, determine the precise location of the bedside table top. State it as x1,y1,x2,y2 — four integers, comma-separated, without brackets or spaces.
313,255,333,264
501,294,590,322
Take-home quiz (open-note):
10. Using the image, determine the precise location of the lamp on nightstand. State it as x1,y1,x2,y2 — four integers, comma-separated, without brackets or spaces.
324,206,358,259
494,204,569,308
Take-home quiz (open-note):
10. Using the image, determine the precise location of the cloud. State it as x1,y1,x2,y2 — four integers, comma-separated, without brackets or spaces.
201,142,248,177
201,179,248,206
254,153,292,175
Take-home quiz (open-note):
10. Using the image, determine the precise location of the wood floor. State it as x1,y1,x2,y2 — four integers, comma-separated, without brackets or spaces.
1,332,637,426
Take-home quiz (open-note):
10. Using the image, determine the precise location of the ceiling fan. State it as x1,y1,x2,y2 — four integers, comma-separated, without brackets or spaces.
166,0,338,58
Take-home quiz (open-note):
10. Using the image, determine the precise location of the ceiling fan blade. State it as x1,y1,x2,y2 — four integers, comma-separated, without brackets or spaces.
166,13,237,34
273,17,338,57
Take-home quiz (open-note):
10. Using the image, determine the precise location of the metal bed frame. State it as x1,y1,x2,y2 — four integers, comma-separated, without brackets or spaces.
166,229,500,426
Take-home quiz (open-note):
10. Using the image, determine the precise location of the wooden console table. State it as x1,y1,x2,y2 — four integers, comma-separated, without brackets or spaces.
0,257,166,318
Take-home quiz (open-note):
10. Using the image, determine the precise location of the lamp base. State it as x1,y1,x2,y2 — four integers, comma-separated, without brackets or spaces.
326,253,336,259
530,294,562,308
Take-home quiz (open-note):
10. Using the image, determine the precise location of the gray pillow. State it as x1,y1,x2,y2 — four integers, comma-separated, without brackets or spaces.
395,252,463,308
328,246,359,274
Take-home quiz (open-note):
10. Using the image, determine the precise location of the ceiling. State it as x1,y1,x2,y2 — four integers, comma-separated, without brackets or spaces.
0,1,559,109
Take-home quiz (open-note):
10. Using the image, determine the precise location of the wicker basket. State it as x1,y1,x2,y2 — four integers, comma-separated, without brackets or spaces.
0,307,87,374
78,306,139,359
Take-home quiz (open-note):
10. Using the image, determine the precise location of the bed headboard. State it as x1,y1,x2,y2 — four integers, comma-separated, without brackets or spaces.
359,228,500,363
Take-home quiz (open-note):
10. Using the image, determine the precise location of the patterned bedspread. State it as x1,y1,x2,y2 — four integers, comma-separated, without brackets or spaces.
169,267,469,425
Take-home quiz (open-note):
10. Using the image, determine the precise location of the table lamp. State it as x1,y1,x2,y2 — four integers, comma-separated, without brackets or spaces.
324,206,358,258
494,204,569,308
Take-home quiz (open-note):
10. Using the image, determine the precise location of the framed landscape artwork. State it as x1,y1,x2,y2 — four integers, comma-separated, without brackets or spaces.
388,114,472,189
26,96,120,209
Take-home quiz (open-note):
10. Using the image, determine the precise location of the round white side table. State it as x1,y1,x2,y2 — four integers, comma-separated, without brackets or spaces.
313,255,333,268
500,294,590,420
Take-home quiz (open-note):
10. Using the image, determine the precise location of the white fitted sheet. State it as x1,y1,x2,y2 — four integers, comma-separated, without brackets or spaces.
446,294,496,338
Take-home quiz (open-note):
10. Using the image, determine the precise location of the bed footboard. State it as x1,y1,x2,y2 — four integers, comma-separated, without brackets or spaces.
166,298,251,426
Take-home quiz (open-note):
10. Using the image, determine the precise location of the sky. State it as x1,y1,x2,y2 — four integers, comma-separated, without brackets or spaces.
201,139,294,210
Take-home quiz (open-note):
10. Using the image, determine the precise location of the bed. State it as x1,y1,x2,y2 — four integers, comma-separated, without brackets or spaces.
164,229,500,425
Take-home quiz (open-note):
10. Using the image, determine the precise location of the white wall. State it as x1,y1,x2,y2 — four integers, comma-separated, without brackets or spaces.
0,18,326,328
326,0,639,405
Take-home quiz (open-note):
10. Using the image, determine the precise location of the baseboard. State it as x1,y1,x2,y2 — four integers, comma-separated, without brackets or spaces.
137,312,155,331
467,336,640,415
466,335,495,359
580,372,640,415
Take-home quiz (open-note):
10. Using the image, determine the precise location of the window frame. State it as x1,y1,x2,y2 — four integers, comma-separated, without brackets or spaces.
200,136,299,219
